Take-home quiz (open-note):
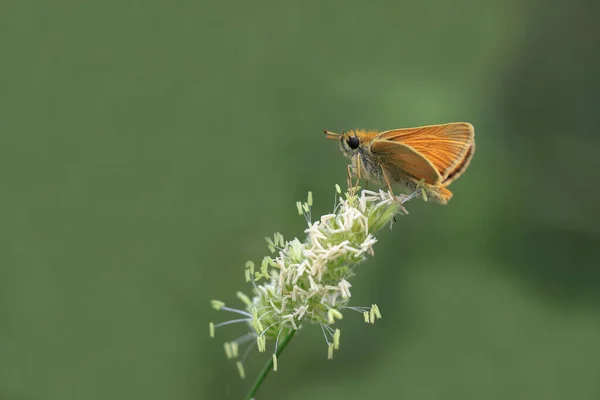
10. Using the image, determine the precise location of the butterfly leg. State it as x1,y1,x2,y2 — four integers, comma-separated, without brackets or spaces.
381,168,409,213
346,164,354,192
380,168,396,197
346,154,362,195
354,153,362,193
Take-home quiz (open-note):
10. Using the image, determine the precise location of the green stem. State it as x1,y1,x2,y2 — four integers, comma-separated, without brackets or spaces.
244,328,297,400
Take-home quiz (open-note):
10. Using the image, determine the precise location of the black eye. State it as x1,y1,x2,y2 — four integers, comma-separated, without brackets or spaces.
347,136,360,149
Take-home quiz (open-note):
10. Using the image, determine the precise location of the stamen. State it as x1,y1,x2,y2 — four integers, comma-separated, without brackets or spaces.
224,342,233,359
257,309,274,322
245,261,255,275
210,300,225,310
231,342,239,358
240,341,256,363
327,308,343,323
323,324,335,335
372,304,382,319
236,361,246,379
342,306,371,313
256,336,267,352
214,318,251,329
320,324,331,345
274,326,285,352
234,332,257,346
333,329,341,350
219,306,252,318
401,189,420,203
259,321,280,337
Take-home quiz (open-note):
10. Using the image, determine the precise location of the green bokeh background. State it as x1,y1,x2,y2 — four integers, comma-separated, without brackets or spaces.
1,0,599,399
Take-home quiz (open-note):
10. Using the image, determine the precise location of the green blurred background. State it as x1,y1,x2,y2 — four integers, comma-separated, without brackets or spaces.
1,0,599,399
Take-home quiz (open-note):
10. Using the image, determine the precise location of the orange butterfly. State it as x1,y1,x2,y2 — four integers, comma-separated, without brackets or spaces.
324,122,475,204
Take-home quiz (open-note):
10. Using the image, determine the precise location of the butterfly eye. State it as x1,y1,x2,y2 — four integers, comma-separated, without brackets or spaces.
347,136,360,150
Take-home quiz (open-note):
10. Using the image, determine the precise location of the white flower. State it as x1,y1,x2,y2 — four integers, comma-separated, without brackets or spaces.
210,185,410,377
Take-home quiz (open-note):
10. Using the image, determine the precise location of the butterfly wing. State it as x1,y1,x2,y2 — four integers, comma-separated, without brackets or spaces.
370,139,442,184
376,123,475,184
442,141,475,186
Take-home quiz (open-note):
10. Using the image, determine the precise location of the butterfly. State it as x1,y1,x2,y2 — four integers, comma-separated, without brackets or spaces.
325,122,475,204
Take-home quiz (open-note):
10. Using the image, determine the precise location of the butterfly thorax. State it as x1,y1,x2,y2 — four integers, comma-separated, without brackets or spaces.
338,130,424,190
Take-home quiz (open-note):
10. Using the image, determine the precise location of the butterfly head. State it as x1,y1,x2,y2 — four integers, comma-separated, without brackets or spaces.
324,130,361,157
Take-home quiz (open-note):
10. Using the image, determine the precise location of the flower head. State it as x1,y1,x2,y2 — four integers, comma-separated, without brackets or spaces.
210,185,410,376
